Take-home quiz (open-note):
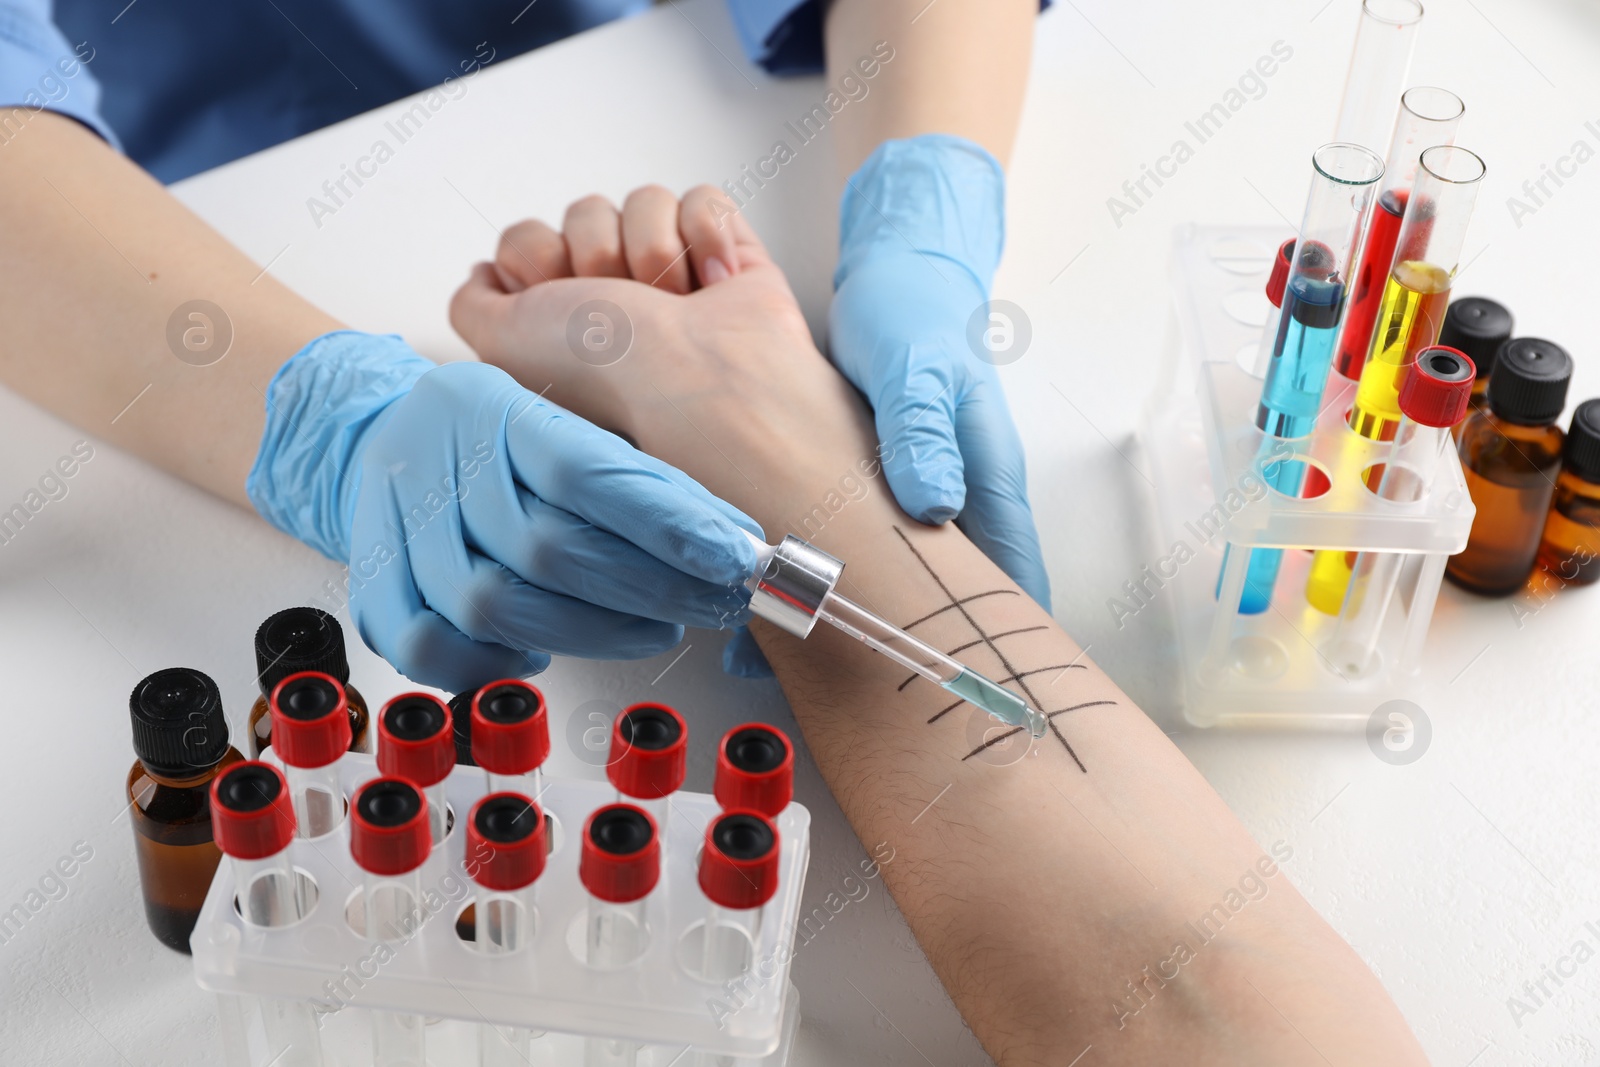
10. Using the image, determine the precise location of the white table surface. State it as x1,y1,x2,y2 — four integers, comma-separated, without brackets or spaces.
4,1,1599,1063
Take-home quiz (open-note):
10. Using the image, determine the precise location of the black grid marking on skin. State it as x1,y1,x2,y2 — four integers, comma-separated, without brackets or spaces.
890,527,1099,771
896,626,1049,691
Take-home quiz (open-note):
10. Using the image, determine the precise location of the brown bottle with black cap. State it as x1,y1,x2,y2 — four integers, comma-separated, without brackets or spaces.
247,607,369,756
1436,297,1514,438
126,668,243,952
1447,338,1573,595
1537,399,1600,587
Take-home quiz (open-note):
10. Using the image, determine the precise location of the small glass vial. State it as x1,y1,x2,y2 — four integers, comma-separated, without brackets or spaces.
1447,338,1573,595
579,804,659,1067
349,778,432,1067
126,667,243,953
1537,399,1600,587
269,672,354,838
470,679,551,798
376,693,456,845
713,723,794,817
1437,296,1513,438
211,761,323,1067
465,792,548,1066
607,703,686,850
247,607,369,757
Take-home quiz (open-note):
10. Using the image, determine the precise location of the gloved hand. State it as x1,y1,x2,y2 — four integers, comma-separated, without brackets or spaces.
829,134,1051,610
247,331,758,692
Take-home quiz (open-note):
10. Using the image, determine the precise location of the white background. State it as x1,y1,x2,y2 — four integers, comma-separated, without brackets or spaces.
2,1,1598,1063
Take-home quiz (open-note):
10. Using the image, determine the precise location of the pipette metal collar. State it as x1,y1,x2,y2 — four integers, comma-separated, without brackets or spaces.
745,534,844,639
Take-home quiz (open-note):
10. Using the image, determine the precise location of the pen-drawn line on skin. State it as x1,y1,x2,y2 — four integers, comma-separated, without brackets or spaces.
957,702,1113,759
926,666,1087,721
896,625,1048,690
891,525,1098,771
899,590,1020,631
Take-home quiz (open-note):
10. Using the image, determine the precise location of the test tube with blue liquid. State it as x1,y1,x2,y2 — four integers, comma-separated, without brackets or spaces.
1218,143,1383,613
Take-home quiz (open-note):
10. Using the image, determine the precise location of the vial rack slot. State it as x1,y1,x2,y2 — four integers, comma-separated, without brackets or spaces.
1139,224,1475,728
192,751,811,1064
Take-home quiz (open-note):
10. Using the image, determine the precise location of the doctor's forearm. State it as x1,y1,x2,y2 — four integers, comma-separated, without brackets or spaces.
824,0,1036,173
0,113,341,509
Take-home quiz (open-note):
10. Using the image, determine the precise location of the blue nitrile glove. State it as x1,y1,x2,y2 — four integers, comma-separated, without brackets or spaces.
247,332,759,693
829,135,1051,610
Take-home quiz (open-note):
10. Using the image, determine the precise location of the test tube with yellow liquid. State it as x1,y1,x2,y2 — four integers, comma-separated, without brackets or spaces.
1305,145,1485,614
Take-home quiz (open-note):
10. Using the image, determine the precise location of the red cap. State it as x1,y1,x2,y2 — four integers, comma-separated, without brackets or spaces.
350,777,431,876
377,693,455,788
1401,346,1477,428
211,761,296,859
465,793,546,891
580,803,660,903
269,671,351,769
1265,238,1294,308
607,703,686,800
470,680,550,776
698,810,780,910
714,724,793,816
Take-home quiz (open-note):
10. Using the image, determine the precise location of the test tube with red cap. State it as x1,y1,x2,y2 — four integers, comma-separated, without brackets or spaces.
697,810,781,983
270,671,354,838
1329,346,1477,677
714,724,793,817
1248,239,1295,379
580,803,660,1067
377,693,455,845
212,761,324,1067
469,680,550,798
465,792,547,1066
350,777,432,1066
606,703,685,847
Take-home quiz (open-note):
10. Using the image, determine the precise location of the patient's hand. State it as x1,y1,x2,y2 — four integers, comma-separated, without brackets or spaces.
450,186,872,534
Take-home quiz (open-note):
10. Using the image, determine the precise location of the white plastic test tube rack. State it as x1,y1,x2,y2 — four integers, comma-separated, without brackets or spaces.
1138,225,1475,727
192,751,810,1066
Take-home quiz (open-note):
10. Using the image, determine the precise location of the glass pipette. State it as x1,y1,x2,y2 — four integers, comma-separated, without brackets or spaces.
742,532,1048,739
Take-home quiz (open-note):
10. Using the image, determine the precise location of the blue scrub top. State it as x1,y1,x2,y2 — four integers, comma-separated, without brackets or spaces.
0,0,830,182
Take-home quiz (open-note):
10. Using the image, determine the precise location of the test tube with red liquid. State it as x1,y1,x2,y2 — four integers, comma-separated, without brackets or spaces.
212,761,324,1067
377,693,455,845
270,671,353,838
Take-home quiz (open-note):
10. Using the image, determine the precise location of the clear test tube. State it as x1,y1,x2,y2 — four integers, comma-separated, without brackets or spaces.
1331,0,1425,154
1307,145,1486,613
579,804,661,1067
606,703,686,850
1219,143,1383,614
469,679,550,800
1336,87,1465,380
270,671,354,838
465,793,548,1067
696,811,781,981
212,761,323,1067
377,693,456,845
1329,347,1476,676
1249,239,1295,379
713,724,794,818
350,778,432,1067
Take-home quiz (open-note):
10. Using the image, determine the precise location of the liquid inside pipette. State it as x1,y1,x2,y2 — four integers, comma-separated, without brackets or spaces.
812,586,1049,740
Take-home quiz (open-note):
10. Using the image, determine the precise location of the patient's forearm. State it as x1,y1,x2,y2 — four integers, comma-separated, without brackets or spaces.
825,0,1036,172
745,484,1425,1064
0,114,340,508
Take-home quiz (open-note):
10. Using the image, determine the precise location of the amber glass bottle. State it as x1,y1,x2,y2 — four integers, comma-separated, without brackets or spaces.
247,607,369,756
1437,296,1513,440
1536,399,1600,586
1447,338,1572,595
127,667,243,953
